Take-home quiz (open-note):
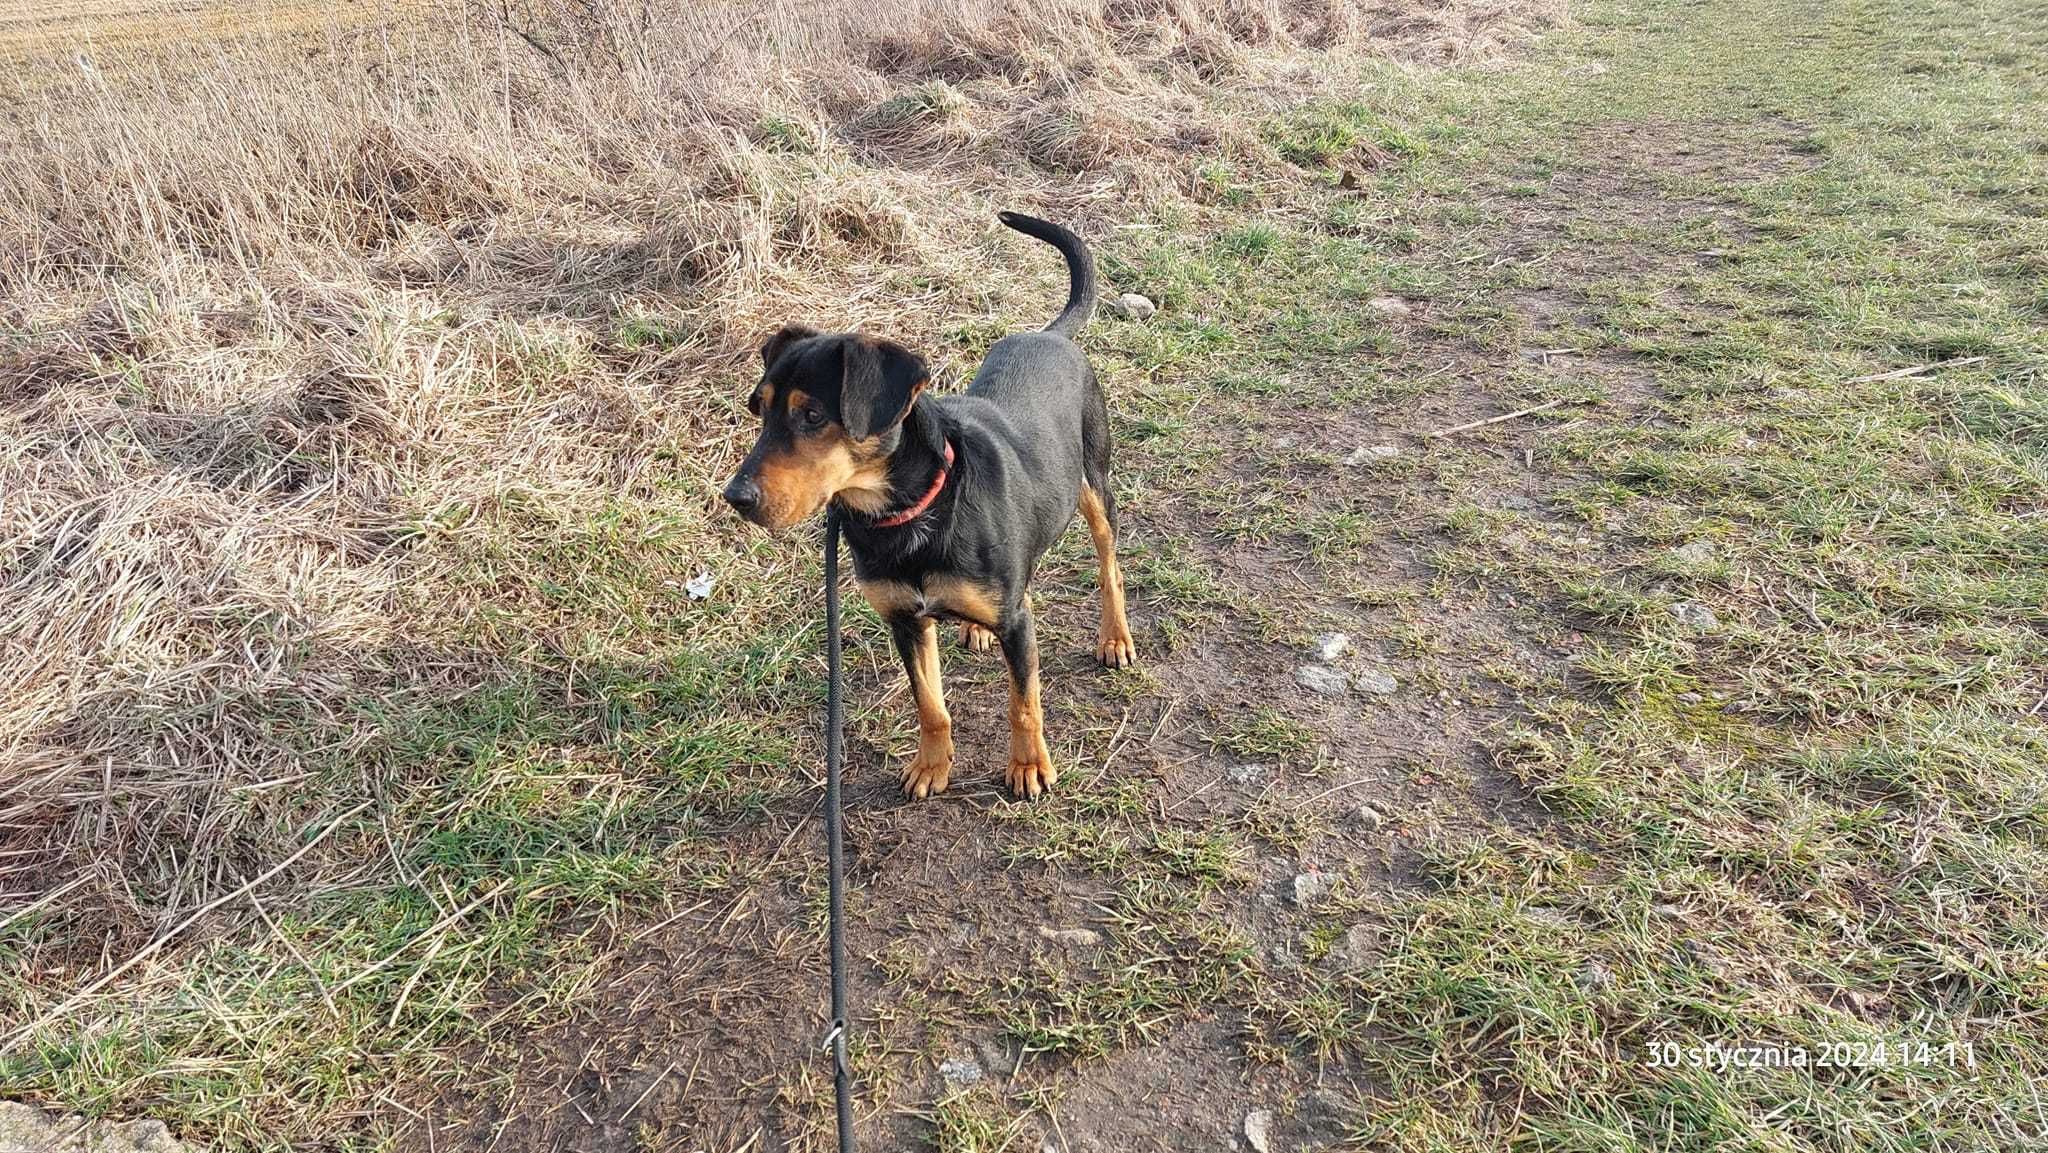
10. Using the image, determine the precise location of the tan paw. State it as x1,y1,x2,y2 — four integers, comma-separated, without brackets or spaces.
900,736,953,800
1005,737,1058,800
960,623,998,655
1096,630,1137,669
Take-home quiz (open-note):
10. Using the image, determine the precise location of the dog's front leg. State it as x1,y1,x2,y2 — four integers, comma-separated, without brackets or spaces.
997,596,1057,798
888,615,953,798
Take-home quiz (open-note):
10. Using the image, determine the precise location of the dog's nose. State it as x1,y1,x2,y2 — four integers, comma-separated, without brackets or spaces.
723,475,762,517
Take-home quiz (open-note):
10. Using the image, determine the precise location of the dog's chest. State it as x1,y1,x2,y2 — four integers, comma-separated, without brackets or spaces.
859,574,1001,628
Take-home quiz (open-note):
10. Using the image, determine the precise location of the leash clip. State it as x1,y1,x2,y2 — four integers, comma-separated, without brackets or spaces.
823,1017,851,1075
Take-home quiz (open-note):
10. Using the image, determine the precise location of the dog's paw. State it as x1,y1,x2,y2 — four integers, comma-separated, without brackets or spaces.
1096,630,1137,669
960,622,998,655
900,737,953,800
1005,737,1058,800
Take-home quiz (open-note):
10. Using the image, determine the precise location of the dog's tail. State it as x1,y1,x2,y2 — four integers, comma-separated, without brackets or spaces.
998,211,1096,339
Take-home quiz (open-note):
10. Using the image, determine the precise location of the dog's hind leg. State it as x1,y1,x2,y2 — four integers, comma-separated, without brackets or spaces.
1079,371,1134,668
1077,483,1134,668
889,616,953,798
998,597,1057,798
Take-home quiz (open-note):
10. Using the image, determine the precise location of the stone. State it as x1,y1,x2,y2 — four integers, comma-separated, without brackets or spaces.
1037,926,1102,947
1296,664,1350,696
1312,632,1350,662
1244,1109,1275,1153
1499,493,1536,510
1291,871,1333,905
1227,763,1272,784
1668,601,1719,630
1354,801,1386,829
0,1104,189,1153
1352,668,1399,695
1116,292,1157,320
1330,923,1376,970
1344,443,1401,466
1367,296,1413,317
938,1056,984,1086
1671,539,1715,566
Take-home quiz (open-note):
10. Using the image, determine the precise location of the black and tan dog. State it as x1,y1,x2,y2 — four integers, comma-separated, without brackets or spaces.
722,212,1132,800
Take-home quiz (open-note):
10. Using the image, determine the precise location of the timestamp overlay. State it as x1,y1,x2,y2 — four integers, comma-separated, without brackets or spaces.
1641,1039,1980,1073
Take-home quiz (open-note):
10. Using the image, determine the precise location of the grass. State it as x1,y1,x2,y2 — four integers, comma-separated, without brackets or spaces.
5,0,2048,1148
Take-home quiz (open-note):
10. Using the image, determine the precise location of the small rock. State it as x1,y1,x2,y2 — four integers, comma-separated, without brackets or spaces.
1244,1109,1275,1153
1667,601,1719,630
1227,763,1272,785
1367,296,1413,318
1670,539,1715,566
1037,926,1102,948
1352,668,1399,696
938,1056,984,1086
1354,801,1386,829
1312,632,1351,662
1575,961,1614,992
0,1104,188,1153
1291,871,1333,905
1344,443,1401,466
1116,292,1156,320
1330,923,1376,970
1295,664,1350,696
1499,493,1536,511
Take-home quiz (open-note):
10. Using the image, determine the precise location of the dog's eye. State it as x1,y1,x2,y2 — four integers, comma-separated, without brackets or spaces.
796,403,827,430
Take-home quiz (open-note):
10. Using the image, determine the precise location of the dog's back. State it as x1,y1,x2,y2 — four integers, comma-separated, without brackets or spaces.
940,217,1105,559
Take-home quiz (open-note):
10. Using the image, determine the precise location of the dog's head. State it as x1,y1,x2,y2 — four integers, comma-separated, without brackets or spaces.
722,325,930,530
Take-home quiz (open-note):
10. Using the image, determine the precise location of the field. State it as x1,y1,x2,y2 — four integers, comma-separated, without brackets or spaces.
0,1,413,69
2,0,2045,1150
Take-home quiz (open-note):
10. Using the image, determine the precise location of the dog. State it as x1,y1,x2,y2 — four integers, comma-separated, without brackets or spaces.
722,212,1133,800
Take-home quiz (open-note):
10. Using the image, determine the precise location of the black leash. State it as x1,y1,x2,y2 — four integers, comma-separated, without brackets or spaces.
821,510,855,1153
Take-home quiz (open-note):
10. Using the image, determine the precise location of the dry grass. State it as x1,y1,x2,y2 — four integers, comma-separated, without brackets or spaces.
0,0,1560,1142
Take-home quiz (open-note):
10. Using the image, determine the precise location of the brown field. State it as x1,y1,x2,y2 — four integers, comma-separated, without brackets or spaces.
0,0,422,72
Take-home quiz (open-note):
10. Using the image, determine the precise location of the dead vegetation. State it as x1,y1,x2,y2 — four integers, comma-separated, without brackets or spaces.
0,0,1561,1144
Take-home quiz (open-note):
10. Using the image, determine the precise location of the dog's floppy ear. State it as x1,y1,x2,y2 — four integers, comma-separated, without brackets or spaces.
753,324,819,416
839,336,928,441
759,323,819,371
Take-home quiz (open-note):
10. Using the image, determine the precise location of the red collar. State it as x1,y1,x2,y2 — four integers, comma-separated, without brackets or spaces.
868,441,954,528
